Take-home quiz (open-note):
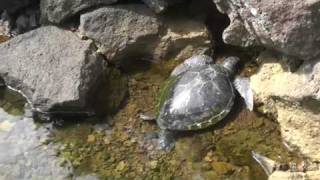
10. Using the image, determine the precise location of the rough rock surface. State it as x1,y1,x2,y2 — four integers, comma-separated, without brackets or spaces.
40,0,118,24
79,5,161,62
79,4,211,62
154,15,211,61
250,51,320,160
213,0,320,60
0,26,107,113
0,0,33,13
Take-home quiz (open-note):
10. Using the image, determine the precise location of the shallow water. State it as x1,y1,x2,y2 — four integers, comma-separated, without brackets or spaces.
0,54,303,180
52,59,302,180
0,88,74,180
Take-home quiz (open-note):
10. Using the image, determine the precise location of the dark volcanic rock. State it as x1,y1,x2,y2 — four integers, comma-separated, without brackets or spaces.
213,0,320,60
40,0,118,24
0,26,108,113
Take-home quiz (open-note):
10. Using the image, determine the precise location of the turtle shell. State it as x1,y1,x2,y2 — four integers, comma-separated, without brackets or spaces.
157,64,235,131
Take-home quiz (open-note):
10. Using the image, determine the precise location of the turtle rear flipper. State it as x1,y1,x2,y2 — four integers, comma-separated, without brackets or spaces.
252,151,277,176
139,113,157,121
233,77,254,111
158,129,175,150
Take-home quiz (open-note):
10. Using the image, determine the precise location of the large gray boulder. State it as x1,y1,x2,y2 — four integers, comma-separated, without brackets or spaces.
79,5,161,61
213,0,320,61
79,4,211,62
251,51,320,160
0,26,108,113
40,0,118,24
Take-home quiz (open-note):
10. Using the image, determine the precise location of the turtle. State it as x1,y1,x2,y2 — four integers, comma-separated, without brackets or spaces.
252,151,320,180
140,54,254,150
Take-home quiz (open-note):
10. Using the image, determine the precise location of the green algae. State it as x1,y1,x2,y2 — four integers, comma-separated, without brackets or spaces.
52,57,303,180
0,87,26,116
155,76,178,115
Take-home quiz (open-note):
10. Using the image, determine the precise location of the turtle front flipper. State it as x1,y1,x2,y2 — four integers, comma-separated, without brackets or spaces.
233,77,254,111
252,151,278,176
170,55,213,77
158,129,175,151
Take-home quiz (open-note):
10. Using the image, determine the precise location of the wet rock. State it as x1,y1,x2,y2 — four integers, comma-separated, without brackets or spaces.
213,0,320,60
269,171,320,180
0,26,107,114
79,4,211,62
76,174,100,180
40,0,118,24
0,0,34,13
0,79,4,87
0,108,73,179
251,50,320,160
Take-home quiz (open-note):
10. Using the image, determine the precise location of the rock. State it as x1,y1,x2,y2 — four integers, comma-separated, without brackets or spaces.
142,0,182,13
269,171,320,180
142,0,168,13
153,14,211,61
0,26,108,114
0,0,34,13
79,4,211,62
213,0,320,60
79,5,161,62
12,7,40,35
0,79,4,87
0,108,74,179
40,0,118,24
250,51,320,160
0,11,12,37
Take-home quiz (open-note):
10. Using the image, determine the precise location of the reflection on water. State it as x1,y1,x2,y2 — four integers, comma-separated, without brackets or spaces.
0,87,74,180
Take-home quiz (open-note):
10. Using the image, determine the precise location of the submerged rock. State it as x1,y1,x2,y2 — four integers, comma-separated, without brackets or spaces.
79,4,211,62
0,26,107,114
40,0,118,24
251,51,320,160
0,108,73,179
213,0,320,60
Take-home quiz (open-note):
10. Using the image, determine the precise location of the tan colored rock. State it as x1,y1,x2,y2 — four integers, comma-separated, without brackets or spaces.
153,16,211,61
251,51,320,160
269,171,320,180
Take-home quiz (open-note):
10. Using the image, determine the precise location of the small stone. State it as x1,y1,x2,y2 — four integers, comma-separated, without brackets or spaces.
149,160,158,169
116,161,128,172
103,137,111,145
87,134,96,143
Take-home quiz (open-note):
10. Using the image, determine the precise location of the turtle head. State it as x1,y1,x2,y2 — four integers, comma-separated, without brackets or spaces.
222,56,240,76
